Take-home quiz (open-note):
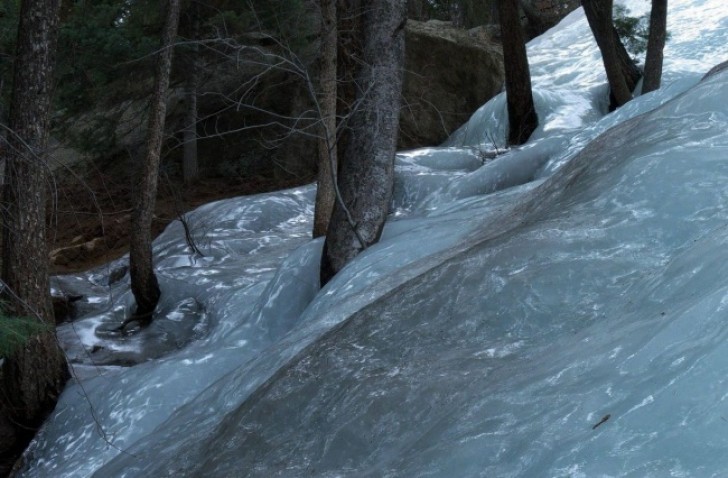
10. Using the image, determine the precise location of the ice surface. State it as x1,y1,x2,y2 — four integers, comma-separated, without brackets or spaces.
18,0,728,476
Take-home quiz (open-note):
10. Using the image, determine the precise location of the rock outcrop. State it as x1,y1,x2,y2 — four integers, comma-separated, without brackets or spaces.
400,20,505,149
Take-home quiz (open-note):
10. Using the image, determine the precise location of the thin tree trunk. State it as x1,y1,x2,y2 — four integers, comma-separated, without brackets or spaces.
499,0,538,145
129,0,180,320
182,78,198,184
642,0,667,93
312,0,337,238
0,0,68,473
335,0,362,166
613,25,642,93
0,77,6,186
583,0,633,109
320,0,407,285
182,1,200,185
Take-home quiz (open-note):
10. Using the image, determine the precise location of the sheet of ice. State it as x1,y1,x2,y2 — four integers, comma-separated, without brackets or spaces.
98,64,728,478
17,0,728,476
32,188,318,475
447,0,727,167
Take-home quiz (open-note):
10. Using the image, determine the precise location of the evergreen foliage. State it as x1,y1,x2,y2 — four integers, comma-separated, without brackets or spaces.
613,5,671,61
0,310,50,358
56,0,159,114
49,0,313,154
53,0,311,110
613,5,649,57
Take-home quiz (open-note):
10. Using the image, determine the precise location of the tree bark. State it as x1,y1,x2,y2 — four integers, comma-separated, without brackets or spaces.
312,0,338,238
129,0,180,320
0,0,68,473
182,0,200,185
320,0,407,285
499,0,538,145
642,0,667,93
335,0,362,164
612,25,642,93
582,0,634,109
182,76,199,184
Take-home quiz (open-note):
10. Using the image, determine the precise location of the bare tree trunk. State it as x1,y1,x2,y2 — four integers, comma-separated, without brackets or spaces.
499,0,538,145
0,0,68,473
0,77,6,187
335,0,363,161
312,0,337,238
583,0,633,109
183,78,198,184
320,0,407,285
129,0,180,321
642,0,668,93
613,24,642,93
182,1,200,185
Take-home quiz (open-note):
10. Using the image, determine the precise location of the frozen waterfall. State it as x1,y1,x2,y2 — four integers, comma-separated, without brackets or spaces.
18,0,728,476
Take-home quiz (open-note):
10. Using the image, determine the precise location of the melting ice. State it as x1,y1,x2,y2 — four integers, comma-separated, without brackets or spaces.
19,0,728,476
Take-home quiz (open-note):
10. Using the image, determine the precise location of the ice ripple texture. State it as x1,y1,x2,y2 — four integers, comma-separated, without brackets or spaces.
18,0,728,476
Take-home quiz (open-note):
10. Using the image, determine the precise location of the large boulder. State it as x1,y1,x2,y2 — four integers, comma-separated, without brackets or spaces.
400,20,504,149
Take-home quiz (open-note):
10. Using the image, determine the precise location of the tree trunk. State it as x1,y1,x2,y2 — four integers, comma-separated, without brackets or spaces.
519,0,549,38
312,0,338,238
612,25,642,93
182,78,199,185
0,77,6,187
335,0,362,163
642,0,667,93
320,0,407,285
582,0,633,109
182,1,200,185
0,0,68,473
129,0,180,320
499,0,538,145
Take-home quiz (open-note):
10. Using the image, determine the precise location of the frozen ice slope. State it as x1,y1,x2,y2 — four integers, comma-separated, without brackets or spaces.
18,0,728,476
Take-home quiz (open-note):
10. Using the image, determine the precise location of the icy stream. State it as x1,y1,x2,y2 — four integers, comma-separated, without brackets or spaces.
19,0,728,476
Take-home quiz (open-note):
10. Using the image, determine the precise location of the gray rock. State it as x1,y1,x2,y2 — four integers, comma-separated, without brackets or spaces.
400,20,505,149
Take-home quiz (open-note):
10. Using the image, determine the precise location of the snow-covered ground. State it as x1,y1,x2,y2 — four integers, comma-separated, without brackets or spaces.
21,0,728,476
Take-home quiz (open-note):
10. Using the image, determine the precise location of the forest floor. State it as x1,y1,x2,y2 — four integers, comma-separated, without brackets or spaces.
48,155,314,275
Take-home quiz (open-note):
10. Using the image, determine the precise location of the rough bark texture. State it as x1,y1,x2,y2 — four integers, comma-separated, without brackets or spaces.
182,2,200,185
312,0,338,238
582,0,633,109
499,0,538,145
335,0,363,163
642,0,667,94
129,0,180,318
613,25,642,93
320,0,407,285
182,78,199,184
0,0,68,474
